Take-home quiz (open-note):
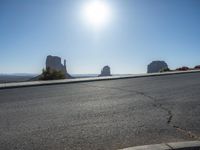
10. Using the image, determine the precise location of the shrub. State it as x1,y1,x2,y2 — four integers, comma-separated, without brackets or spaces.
176,66,189,71
160,68,171,72
39,67,65,80
194,65,200,70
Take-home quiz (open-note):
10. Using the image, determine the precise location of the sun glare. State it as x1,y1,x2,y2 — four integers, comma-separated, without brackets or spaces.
82,0,111,29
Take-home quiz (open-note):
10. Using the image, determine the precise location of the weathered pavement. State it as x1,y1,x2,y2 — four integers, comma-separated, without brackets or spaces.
0,72,200,150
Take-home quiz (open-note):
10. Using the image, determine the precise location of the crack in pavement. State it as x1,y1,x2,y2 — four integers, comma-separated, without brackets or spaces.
172,125,200,140
165,143,174,150
82,83,200,140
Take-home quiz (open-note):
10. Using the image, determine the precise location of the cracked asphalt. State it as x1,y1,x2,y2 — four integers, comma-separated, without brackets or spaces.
0,72,200,150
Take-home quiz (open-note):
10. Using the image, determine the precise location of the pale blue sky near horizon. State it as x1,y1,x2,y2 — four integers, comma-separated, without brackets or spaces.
0,0,200,74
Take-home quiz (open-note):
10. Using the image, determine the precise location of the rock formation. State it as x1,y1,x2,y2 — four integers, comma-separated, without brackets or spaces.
46,55,72,78
99,66,111,77
147,61,168,73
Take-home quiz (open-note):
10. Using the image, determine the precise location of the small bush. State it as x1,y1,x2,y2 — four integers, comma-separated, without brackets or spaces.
176,66,189,71
194,65,200,70
39,67,65,80
160,68,171,73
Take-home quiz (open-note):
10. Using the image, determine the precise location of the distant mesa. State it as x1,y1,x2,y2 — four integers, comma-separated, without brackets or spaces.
46,55,72,79
30,55,72,81
147,61,168,73
99,66,111,77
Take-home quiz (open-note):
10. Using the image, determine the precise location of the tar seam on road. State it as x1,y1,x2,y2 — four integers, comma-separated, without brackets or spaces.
165,143,174,149
82,83,200,141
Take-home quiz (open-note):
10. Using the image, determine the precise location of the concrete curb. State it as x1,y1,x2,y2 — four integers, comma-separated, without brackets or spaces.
0,70,200,89
119,141,200,150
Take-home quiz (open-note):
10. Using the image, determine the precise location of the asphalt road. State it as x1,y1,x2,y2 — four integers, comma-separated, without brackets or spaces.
0,72,200,150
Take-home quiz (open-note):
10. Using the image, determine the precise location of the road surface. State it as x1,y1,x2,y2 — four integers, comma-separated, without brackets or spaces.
0,72,200,150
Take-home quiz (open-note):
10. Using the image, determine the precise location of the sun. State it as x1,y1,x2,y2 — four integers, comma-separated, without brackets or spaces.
82,0,111,29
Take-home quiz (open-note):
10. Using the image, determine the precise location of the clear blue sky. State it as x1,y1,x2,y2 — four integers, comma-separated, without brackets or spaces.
1,0,200,74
